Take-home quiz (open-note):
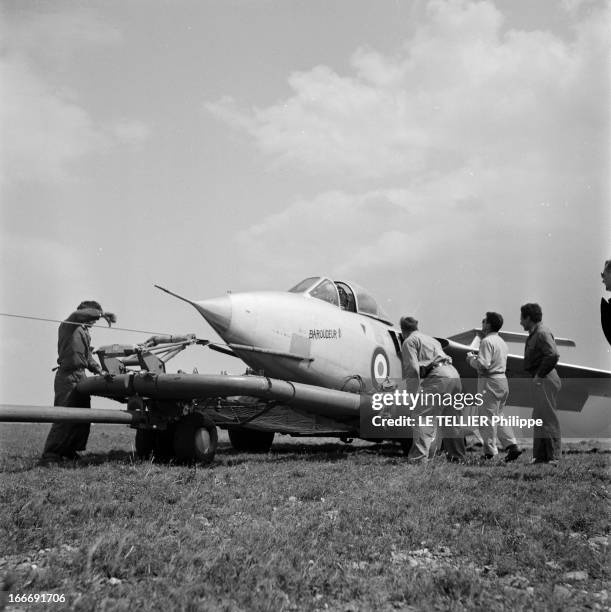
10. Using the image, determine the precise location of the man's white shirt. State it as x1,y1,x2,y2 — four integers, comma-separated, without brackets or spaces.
467,332,507,377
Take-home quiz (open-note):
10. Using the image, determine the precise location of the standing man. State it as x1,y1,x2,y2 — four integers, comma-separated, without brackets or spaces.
601,259,611,346
520,303,561,465
40,301,116,464
400,316,466,463
467,312,522,462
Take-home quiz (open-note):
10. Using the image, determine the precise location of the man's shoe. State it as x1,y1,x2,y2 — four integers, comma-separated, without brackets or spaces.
38,453,62,467
505,446,523,463
406,457,429,465
530,458,558,465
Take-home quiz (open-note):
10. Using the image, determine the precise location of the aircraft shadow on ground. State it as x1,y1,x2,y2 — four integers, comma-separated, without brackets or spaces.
216,440,405,463
5,440,605,474
1,441,486,473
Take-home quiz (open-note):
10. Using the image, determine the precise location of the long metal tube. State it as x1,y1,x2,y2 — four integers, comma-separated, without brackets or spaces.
0,404,142,424
79,373,367,419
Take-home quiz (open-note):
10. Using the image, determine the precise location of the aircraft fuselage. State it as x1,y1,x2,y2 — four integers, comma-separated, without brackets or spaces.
192,279,404,393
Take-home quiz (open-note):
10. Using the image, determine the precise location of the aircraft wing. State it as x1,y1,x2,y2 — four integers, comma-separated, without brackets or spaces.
77,372,366,420
448,329,576,347
444,340,611,412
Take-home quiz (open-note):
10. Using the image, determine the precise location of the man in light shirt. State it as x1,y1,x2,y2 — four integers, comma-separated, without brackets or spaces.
400,316,466,463
467,312,522,462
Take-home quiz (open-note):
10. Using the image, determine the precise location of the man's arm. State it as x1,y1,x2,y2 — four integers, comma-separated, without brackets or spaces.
69,328,102,374
476,338,494,373
86,347,103,375
65,309,116,327
535,329,559,378
65,309,102,325
401,338,421,393
467,338,493,374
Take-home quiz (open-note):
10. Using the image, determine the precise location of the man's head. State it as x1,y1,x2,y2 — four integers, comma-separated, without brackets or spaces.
482,311,503,334
400,316,419,336
520,303,542,332
77,300,102,311
602,259,611,291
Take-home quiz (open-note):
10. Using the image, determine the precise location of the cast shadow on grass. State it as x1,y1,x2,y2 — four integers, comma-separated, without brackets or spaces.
76,449,138,466
216,439,404,464
12,440,600,473
215,440,536,466
2,449,169,474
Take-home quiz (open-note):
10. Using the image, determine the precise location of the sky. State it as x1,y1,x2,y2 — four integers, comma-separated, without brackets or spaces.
1,0,610,407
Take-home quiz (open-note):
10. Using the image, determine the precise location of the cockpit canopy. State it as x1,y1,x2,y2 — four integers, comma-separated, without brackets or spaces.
288,277,392,324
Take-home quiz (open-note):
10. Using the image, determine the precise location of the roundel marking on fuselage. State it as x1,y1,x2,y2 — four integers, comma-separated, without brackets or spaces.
371,347,390,389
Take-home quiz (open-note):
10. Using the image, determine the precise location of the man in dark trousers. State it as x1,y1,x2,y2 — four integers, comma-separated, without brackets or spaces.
400,316,466,463
40,301,116,464
520,303,561,465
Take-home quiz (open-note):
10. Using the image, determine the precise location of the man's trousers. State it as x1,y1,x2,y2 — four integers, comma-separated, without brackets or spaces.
478,377,517,456
531,370,562,462
42,369,91,459
407,365,466,462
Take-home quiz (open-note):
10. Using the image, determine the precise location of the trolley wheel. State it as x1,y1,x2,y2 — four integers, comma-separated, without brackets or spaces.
173,414,218,464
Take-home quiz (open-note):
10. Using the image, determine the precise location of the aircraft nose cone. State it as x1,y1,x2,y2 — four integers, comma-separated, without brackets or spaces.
194,296,232,334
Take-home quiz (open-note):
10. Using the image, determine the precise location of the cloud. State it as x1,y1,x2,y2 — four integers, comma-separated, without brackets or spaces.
1,6,122,68
234,160,523,280
212,0,608,290
207,0,608,180
0,7,150,186
110,121,152,147
561,0,601,16
0,230,99,405
0,232,93,312
0,57,109,184
234,151,602,292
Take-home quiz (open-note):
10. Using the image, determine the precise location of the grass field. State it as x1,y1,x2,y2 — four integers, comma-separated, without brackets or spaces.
0,423,609,611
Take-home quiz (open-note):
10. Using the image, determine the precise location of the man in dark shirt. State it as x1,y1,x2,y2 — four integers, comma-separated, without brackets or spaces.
41,301,116,464
520,303,561,464
601,259,611,346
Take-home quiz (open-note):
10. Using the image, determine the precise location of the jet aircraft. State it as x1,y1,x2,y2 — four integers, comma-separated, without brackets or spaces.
1,276,609,463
